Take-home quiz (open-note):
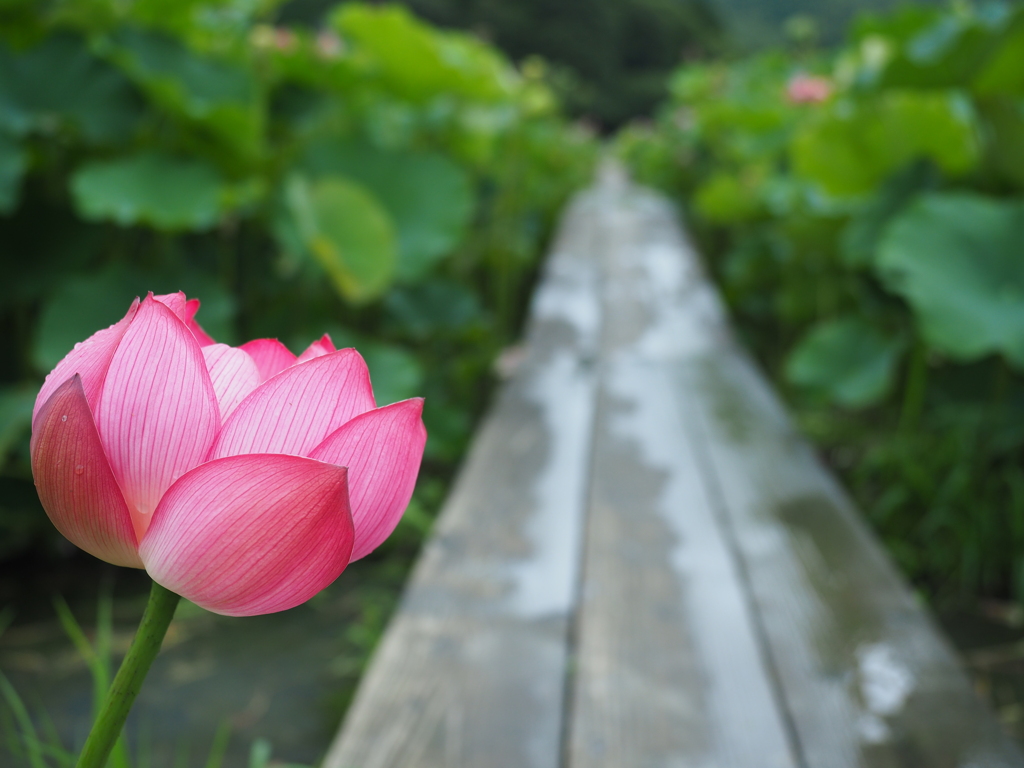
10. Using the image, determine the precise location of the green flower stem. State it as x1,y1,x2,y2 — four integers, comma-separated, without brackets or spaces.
76,580,181,768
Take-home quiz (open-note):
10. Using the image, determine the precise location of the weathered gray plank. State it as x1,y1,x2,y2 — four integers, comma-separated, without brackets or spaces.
566,185,797,767
321,189,604,768
658,235,1024,763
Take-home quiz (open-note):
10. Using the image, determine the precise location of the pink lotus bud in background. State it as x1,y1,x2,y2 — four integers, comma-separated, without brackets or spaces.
30,292,426,616
274,28,297,52
315,30,344,60
786,74,832,104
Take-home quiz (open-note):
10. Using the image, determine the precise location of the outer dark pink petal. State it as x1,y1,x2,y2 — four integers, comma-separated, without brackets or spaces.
31,376,142,567
211,349,376,460
296,334,337,364
139,454,354,616
239,339,297,382
202,344,260,421
185,299,217,346
33,299,140,428
153,292,187,322
309,398,426,561
97,297,219,529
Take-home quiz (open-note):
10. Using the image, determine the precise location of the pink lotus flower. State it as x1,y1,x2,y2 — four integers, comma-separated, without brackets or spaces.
31,292,426,616
786,74,832,104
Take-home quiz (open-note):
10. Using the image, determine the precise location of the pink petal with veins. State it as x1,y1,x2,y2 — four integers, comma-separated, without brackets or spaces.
296,334,337,364
153,292,187,322
202,344,261,422
33,299,140,427
31,376,141,567
139,454,353,616
310,398,426,560
97,296,219,533
185,298,217,346
239,339,297,382
211,349,375,460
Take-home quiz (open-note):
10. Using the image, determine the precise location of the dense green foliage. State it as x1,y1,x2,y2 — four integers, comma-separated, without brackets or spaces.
286,0,726,129
618,1,1024,603
703,0,948,49
0,0,596,565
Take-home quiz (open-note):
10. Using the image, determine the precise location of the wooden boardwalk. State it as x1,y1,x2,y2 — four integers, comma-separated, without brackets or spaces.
323,169,1024,768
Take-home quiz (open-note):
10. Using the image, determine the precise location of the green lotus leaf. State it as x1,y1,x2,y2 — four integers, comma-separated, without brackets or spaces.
71,152,226,231
785,316,905,408
876,192,1024,367
694,170,765,224
839,161,939,268
300,141,474,281
871,8,1010,89
284,175,397,304
331,4,512,104
792,91,978,198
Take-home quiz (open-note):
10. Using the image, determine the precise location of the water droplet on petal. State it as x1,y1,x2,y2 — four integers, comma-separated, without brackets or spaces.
75,465,85,475
61,415,67,422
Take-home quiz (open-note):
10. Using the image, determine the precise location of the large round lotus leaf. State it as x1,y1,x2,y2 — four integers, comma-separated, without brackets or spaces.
876,192,1024,366
784,316,905,408
301,141,474,282
71,152,225,230
792,91,978,198
284,175,397,304
871,9,1008,89
839,161,938,268
331,4,511,104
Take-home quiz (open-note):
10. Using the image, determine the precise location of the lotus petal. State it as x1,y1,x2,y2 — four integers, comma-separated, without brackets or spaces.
97,296,219,532
211,349,375,460
33,299,140,427
202,344,261,421
239,339,297,382
296,334,337,364
31,376,141,567
153,292,187,322
139,454,353,616
310,398,425,560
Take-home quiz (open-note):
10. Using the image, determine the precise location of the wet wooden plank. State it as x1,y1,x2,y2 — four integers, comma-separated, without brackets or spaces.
321,189,604,768
658,233,1024,764
566,186,797,767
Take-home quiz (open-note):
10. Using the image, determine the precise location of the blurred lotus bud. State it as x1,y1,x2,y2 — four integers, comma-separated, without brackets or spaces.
786,74,832,104
316,30,344,60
